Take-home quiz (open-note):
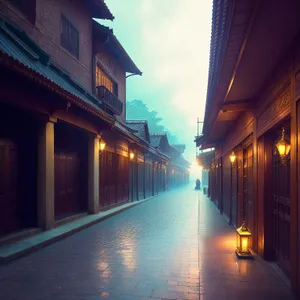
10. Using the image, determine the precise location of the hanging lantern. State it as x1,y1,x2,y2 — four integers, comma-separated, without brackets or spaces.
99,140,106,153
229,151,236,164
236,222,253,259
276,127,291,158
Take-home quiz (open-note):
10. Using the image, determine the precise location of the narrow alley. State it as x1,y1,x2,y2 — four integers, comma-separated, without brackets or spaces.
0,187,294,300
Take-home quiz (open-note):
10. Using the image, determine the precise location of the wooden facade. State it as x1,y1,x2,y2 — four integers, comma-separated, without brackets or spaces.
0,0,189,246
199,1,300,297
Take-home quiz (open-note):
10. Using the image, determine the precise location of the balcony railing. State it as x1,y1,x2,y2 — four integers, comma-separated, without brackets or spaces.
96,85,123,116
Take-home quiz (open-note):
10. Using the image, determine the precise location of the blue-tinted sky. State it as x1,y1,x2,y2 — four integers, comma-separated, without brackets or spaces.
101,0,212,163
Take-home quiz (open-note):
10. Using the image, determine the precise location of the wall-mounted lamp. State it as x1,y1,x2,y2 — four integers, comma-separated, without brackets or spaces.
276,127,291,162
229,151,236,164
129,151,135,160
99,139,106,154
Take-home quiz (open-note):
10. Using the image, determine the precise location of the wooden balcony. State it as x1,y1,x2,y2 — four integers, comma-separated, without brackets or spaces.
96,85,123,116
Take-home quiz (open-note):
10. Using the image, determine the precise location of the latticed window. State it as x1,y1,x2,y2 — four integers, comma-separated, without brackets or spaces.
96,65,118,96
61,15,79,59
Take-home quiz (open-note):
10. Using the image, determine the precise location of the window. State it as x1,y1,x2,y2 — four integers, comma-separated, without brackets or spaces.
96,65,118,96
61,15,79,59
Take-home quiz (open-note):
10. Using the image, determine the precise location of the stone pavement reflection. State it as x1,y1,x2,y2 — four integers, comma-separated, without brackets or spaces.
0,186,295,300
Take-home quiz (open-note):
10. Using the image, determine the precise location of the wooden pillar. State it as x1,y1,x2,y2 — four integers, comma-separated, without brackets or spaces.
257,136,265,257
296,100,300,298
38,116,56,230
290,57,299,297
252,118,258,252
88,134,99,214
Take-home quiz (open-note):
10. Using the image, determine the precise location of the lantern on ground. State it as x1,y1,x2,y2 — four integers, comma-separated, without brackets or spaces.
236,222,253,259
129,151,135,160
229,151,236,164
99,140,106,153
276,127,291,160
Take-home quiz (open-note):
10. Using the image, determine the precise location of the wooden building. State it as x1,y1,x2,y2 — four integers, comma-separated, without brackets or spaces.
197,0,300,297
126,121,170,199
150,135,190,190
0,0,189,243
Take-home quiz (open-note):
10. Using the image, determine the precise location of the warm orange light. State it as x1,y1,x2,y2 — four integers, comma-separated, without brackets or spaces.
130,151,135,160
99,140,106,152
229,151,236,164
236,222,252,258
276,127,291,157
241,237,248,252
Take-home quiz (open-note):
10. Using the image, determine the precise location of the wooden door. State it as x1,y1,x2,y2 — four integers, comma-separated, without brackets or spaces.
222,156,231,218
145,162,152,198
55,152,66,216
272,131,290,277
231,157,238,226
217,158,223,210
54,152,80,217
137,162,145,200
243,145,254,232
66,153,80,212
153,164,158,195
116,154,129,203
0,140,19,235
100,151,117,207
129,161,138,202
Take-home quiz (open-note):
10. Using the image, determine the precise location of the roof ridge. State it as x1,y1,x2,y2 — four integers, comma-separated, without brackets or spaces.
151,133,166,136
126,120,148,124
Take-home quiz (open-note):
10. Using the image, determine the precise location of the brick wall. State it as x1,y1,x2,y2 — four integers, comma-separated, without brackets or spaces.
0,0,93,91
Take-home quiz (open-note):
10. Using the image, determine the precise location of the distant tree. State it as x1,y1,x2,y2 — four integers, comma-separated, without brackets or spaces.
126,99,178,144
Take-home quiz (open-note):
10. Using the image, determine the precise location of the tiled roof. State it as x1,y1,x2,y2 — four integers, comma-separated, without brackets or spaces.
150,134,165,148
113,121,139,142
93,21,142,75
171,144,186,154
126,120,149,142
0,19,114,123
203,0,230,133
87,0,114,20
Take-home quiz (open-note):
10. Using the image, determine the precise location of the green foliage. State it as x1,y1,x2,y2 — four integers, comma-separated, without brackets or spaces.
126,99,178,144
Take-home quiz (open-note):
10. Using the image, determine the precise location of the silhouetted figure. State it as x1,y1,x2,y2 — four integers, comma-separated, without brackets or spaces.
195,179,201,190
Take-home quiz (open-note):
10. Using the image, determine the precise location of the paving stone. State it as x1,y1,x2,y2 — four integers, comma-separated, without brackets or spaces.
0,187,295,299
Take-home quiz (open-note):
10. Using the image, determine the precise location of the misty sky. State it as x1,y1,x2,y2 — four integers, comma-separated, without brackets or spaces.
100,0,212,163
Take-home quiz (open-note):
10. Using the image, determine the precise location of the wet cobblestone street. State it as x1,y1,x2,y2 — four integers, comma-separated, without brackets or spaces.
0,186,295,300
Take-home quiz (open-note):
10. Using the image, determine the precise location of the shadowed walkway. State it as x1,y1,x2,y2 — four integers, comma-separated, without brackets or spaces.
0,186,295,300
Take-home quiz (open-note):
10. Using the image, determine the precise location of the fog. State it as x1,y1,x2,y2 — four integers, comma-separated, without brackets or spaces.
99,0,212,165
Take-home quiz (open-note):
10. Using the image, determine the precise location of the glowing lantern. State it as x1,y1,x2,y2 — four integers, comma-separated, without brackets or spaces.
276,127,291,158
129,151,135,160
229,151,236,164
99,140,106,152
236,222,253,259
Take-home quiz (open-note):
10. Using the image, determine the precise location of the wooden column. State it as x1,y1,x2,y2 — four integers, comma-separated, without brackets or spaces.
290,58,299,297
38,116,56,230
252,118,258,252
257,135,273,259
88,134,100,214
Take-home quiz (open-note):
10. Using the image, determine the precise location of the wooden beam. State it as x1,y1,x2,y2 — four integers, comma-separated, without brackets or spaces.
221,100,253,112
224,0,261,101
